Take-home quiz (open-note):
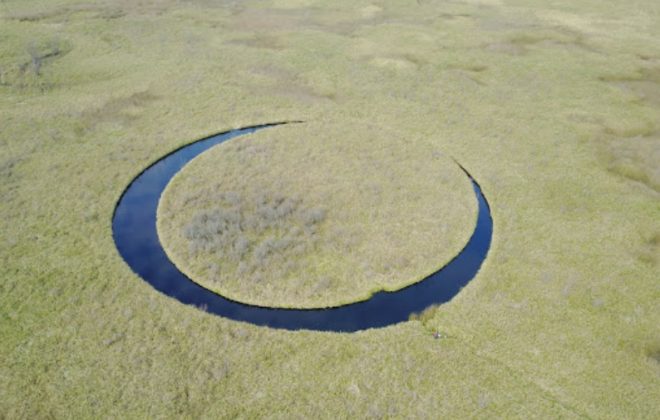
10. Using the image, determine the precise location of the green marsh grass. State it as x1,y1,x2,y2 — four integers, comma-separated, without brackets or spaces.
1,0,659,417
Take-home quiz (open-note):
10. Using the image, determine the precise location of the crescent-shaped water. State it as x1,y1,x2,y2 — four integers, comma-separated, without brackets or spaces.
112,122,493,332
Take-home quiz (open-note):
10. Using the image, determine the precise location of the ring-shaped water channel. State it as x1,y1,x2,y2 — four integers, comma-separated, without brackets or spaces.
112,122,493,332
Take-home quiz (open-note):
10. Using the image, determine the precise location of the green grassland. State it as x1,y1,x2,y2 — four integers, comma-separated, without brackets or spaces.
1,0,659,417
157,121,476,308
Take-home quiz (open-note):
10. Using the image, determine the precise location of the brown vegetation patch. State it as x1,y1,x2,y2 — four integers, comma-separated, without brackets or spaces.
225,34,285,51
650,349,660,364
485,28,597,56
601,131,660,193
446,64,488,85
245,64,337,104
601,67,660,107
2,0,191,22
3,3,125,22
79,91,158,132
439,12,473,20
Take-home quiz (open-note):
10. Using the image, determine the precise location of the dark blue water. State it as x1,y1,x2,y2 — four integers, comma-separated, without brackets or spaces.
112,122,493,332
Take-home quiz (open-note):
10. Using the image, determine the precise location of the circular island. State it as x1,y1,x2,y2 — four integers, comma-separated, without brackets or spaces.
157,121,477,309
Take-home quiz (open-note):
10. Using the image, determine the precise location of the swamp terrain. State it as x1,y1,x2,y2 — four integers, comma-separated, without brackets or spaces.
1,0,659,417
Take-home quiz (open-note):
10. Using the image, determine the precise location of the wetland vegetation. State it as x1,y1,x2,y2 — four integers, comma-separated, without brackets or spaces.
1,0,659,417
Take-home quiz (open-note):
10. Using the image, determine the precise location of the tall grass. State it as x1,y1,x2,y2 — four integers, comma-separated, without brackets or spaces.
182,190,326,283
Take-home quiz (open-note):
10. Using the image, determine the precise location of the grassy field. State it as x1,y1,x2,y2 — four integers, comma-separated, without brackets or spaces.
1,0,659,418
157,121,477,308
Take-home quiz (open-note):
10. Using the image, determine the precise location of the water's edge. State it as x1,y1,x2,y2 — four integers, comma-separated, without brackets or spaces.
112,123,493,332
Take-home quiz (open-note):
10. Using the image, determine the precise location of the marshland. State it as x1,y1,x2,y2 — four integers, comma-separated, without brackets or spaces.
1,0,658,417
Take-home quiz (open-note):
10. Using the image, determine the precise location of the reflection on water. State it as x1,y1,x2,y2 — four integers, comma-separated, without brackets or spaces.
112,123,493,332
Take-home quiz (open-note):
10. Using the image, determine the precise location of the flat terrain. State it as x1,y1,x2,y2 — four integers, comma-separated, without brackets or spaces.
158,121,476,308
1,0,659,418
